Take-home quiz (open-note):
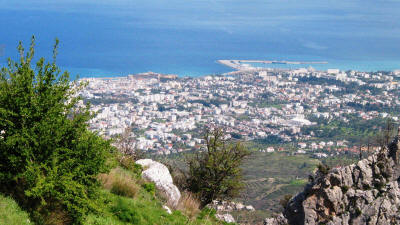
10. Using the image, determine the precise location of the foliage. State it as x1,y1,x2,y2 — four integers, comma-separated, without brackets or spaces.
111,198,140,223
119,158,143,178
115,127,144,163
197,207,217,220
317,164,330,175
142,183,156,196
85,188,224,225
0,37,112,224
186,128,250,207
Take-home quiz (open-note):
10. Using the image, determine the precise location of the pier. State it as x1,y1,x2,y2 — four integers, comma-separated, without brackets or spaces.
217,59,328,71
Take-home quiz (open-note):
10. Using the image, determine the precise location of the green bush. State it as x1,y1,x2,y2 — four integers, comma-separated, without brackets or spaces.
186,128,250,207
132,164,143,178
0,37,112,224
142,183,156,196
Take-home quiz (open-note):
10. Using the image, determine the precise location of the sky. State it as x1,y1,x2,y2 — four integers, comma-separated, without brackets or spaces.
1,0,400,76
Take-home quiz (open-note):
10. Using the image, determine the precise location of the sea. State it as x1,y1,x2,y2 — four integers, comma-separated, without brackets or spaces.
1,0,400,79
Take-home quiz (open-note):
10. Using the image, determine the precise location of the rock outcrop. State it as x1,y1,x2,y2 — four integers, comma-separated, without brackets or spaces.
136,159,181,207
265,135,400,225
207,200,255,224
216,213,236,223
207,200,255,212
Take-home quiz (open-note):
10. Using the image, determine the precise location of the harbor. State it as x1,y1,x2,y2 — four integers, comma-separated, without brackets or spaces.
217,59,328,71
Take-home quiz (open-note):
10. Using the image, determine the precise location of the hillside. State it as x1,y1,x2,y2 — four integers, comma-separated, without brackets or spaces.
265,133,400,225
0,163,231,225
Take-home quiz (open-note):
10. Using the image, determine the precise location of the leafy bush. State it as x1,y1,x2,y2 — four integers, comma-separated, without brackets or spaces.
0,37,112,224
186,128,250,207
142,183,156,196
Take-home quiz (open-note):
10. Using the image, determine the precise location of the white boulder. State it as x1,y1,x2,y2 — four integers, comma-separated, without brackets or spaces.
136,159,181,207
216,213,235,223
163,205,172,214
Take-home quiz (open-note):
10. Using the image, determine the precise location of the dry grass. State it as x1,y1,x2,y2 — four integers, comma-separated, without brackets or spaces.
176,192,200,219
98,168,139,198
44,208,72,225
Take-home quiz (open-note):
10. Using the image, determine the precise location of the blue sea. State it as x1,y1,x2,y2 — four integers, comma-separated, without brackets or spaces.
1,0,400,79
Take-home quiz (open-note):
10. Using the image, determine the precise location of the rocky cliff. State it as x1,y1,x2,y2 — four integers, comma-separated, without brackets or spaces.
266,134,400,225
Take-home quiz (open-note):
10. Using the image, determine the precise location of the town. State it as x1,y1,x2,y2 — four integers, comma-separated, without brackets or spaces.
79,68,400,157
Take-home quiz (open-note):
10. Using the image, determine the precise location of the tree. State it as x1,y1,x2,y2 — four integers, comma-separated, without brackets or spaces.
375,118,396,151
186,127,250,207
0,37,112,224
115,126,144,165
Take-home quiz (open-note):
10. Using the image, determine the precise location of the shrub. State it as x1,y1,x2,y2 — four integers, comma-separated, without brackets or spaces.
186,128,250,207
0,37,112,224
317,164,330,175
142,183,156,196
119,158,143,178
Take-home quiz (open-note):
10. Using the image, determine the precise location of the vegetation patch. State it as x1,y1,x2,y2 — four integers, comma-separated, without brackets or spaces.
0,195,32,225
99,168,140,198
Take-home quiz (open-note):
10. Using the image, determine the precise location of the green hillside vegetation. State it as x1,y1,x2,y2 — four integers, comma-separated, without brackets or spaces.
0,38,231,225
85,163,231,225
0,163,231,225
0,195,32,225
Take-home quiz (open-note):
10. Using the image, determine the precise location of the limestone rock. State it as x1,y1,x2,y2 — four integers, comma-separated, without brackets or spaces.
163,205,172,214
245,205,255,211
216,213,235,223
265,136,400,225
136,159,181,207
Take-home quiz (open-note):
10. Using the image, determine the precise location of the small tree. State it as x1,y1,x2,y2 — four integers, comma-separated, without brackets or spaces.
115,127,144,168
186,128,250,207
375,118,396,150
0,37,112,224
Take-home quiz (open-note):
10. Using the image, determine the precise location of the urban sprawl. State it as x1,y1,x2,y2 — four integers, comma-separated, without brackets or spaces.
79,67,400,158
